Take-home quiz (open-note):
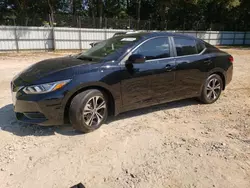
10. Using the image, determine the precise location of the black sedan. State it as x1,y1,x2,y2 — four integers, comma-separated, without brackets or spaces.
11,32,233,133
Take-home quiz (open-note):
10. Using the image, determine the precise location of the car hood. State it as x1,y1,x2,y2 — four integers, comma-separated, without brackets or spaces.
14,56,101,84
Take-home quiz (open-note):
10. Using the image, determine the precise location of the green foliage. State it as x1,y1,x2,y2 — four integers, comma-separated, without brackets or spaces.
0,0,249,30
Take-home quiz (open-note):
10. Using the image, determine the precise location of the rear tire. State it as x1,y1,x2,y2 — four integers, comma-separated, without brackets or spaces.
199,74,223,104
69,89,108,133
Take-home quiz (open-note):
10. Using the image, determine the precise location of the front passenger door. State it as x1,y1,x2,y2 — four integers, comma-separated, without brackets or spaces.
130,37,176,104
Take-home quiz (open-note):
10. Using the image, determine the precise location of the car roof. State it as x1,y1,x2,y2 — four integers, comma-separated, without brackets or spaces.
114,32,127,35
122,31,198,40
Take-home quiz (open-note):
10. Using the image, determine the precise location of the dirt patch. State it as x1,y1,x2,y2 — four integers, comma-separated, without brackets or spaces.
0,49,249,188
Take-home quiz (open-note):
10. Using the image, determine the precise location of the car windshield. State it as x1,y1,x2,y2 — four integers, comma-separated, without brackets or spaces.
77,35,141,60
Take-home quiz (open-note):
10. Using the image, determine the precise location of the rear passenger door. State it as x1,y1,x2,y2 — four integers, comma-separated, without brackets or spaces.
172,36,214,99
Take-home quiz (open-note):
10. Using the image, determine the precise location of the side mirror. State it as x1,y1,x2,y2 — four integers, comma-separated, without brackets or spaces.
126,54,146,64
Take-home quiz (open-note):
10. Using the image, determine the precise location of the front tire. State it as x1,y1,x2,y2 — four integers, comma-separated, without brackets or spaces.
69,89,108,133
200,74,223,104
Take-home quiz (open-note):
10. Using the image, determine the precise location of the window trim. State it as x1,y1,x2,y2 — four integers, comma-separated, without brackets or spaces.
120,36,174,65
171,36,207,58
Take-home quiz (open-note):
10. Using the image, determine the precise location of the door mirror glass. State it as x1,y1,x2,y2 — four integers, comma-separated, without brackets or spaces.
126,54,146,65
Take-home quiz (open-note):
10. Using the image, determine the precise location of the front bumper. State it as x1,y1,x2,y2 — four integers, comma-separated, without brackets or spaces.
11,83,65,126
14,100,64,126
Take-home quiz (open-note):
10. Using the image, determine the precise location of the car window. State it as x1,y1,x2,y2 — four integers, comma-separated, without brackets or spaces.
173,37,198,56
78,35,141,60
204,41,220,52
196,40,206,53
133,37,170,60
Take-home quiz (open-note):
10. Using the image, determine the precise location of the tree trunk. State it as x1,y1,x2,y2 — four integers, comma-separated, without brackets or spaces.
71,0,78,27
47,0,54,26
89,0,96,28
16,0,28,25
126,0,129,8
137,0,141,30
72,0,76,15
158,0,171,30
97,0,103,28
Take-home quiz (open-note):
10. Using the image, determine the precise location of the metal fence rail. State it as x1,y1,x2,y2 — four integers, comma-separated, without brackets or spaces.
0,26,250,52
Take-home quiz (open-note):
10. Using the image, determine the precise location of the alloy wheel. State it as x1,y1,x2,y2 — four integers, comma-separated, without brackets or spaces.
206,78,221,101
83,96,106,127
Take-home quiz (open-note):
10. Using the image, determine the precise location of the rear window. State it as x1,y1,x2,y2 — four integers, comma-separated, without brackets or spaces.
196,40,206,53
173,37,197,56
204,42,220,52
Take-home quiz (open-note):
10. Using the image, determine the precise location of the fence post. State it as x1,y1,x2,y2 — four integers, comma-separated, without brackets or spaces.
14,27,19,52
79,28,82,50
220,32,223,46
52,26,56,51
104,18,107,40
105,17,107,29
49,13,56,51
79,17,82,50
208,31,211,44
233,32,236,45
104,29,107,40
243,31,247,45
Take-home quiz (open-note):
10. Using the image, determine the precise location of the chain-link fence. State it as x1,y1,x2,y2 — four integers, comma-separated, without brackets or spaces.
52,14,152,30
1,14,151,30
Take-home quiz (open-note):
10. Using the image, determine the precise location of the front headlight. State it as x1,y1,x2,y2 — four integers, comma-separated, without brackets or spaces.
23,79,71,94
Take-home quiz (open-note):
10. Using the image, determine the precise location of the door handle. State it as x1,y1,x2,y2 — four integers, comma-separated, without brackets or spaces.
204,59,212,64
165,64,174,71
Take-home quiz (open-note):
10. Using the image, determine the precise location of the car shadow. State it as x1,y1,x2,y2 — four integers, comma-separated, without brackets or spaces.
0,98,199,137
107,98,199,123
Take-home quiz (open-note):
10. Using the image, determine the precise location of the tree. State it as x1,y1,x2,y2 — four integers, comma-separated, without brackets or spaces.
0,0,249,30
48,0,54,26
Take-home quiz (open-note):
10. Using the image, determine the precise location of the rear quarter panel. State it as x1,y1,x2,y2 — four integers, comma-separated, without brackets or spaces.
208,51,233,86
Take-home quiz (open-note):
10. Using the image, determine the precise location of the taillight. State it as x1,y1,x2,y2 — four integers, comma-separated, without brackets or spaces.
229,56,234,63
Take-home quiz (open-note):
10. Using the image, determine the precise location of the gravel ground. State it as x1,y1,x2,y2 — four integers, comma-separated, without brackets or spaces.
0,49,249,188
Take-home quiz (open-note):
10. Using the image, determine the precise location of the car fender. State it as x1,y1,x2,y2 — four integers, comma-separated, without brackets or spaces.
62,81,122,116
198,67,226,94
